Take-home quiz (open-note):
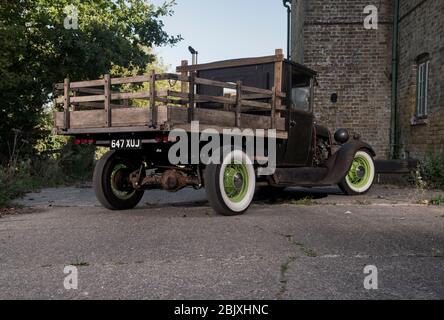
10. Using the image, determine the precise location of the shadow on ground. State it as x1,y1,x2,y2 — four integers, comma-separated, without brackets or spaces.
254,187,335,205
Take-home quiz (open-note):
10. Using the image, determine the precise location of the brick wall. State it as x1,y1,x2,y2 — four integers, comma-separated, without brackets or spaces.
397,0,444,159
292,0,393,159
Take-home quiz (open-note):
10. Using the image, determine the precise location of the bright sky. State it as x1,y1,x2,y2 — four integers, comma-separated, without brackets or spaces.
152,0,288,71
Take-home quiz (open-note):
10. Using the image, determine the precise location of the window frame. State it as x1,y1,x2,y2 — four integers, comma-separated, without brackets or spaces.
416,57,430,119
290,67,313,113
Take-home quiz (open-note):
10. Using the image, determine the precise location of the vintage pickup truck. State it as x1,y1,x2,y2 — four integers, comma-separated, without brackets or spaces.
53,49,376,216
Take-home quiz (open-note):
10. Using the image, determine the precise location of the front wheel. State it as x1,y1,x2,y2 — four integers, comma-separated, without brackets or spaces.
205,149,256,216
339,150,376,195
93,151,145,210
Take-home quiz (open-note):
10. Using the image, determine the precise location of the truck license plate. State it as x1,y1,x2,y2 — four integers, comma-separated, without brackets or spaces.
111,139,142,150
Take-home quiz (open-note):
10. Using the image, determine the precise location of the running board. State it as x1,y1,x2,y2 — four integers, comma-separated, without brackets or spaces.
272,167,329,186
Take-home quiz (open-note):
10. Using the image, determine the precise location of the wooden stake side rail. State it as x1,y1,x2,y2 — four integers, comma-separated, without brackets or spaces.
54,60,288,137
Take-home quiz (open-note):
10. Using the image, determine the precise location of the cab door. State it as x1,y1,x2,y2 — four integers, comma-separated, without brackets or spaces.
282,68,314,166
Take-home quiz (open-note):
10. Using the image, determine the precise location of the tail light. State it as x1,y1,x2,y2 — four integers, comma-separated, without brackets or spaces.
155,134,173,144
74,138,95,145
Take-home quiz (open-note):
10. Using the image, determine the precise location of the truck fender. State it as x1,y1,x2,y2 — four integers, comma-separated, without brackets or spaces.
321,140,376,185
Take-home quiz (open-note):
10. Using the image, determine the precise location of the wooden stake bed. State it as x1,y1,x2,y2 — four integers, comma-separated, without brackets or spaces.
53,49,289,139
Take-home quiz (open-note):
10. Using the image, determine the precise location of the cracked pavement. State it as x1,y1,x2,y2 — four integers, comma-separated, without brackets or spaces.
1,186,443,299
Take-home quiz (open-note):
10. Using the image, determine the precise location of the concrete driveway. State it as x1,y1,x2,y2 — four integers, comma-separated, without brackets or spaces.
0,186,443,299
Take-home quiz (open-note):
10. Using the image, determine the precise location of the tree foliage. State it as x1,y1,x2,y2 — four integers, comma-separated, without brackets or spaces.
0,0,181,160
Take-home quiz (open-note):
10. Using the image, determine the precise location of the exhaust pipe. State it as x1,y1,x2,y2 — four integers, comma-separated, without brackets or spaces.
283,0,292,60
188,46,199,65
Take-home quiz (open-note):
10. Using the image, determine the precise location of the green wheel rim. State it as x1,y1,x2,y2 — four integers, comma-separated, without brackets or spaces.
223,162,249,203
346,154,372,189
110,163,135,200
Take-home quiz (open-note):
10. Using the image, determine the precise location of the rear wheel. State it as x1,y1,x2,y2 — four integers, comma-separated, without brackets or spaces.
93,151,144,210
339,150,375,195
205,149,256,216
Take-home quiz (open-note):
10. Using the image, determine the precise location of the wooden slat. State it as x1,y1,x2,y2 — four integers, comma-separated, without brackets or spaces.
271,86,276,130
168,107,286,131
74,88,104,95
150,70,157,127
235,81,242,127
195,77,285,98
70,95,106,103
64,110,106,128
155,97,187,105
111,92,150,101
76,102,132,109
188,72,196,122
176,55,279,73
241,100,273,110
57,90,165,104
242,93,271,100
180,60,189,94
55,107,287,138
241,113,286,131
111,75,150,85
168,90,189,100
167,90,282,110
58,126,157,135
57,122,288,140
55,106,168,130
241,85,286,98
274,49,284,109
167,106,187,124
69,79,105,89
104,74,111,127
195,93,235,105
55,80,105,90
111,108,150,127
171,123,288,140
63,78,70,130
195,77,237,90
155,73,189,82
223,93,232,111
57,91,282,111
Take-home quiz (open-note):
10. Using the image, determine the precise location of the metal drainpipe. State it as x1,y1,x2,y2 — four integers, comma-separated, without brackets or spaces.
390,0,400,159
283,0,292,60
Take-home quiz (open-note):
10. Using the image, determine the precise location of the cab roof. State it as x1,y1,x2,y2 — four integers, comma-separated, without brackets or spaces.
176,54,317,77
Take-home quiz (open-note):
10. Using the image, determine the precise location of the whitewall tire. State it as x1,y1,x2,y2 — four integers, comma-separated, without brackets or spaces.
205,149,256,216
339,150,375,195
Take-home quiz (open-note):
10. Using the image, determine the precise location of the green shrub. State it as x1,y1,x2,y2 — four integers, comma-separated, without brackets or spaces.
0,139,98,207
420,152,444,190
0,164,39,207
431,195,444,206
58,140,96,182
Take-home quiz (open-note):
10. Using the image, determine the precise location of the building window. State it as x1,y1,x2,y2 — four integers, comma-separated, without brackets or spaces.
416,54,430,119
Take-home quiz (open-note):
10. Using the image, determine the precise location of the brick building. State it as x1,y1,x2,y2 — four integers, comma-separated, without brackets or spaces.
397,0,444,159
291,0,443,160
